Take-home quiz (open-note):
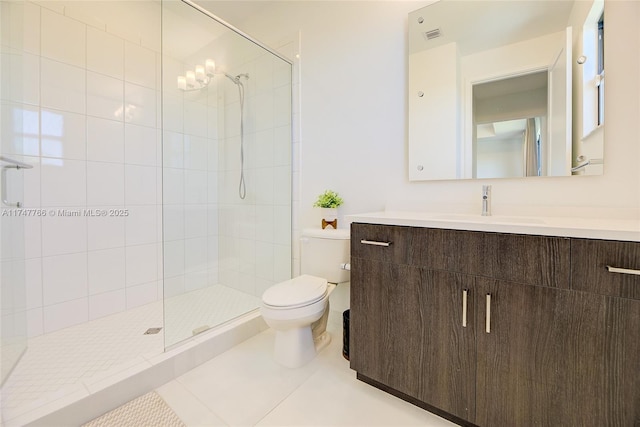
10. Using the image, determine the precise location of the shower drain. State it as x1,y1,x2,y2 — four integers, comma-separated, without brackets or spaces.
144,327,162,335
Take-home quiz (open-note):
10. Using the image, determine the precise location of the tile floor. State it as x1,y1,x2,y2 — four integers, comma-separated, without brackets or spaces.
1,285,260,422
155,287,456,427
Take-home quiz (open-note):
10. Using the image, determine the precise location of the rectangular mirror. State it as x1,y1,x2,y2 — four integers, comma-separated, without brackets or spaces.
408,0,605,181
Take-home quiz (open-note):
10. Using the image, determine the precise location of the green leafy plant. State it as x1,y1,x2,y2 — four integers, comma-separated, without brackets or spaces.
313,190,344,209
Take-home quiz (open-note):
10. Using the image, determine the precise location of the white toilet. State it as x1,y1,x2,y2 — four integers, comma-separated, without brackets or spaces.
261,228,350,368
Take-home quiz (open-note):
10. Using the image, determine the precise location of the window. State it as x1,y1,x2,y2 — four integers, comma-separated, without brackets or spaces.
597,13,604,125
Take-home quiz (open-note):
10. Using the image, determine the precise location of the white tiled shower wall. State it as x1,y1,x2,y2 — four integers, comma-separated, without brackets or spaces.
2,0,295,339
3,1,164,337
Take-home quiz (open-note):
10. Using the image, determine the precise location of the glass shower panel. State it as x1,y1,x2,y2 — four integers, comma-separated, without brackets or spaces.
0,0,28,387
162,1,292,348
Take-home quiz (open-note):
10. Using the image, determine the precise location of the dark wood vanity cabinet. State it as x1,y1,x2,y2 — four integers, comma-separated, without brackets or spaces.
350,223,640,427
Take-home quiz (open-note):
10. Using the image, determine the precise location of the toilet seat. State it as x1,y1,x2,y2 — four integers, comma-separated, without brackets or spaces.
262,275,328,309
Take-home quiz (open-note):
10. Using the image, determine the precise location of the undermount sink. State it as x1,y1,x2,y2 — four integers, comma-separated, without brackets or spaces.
430,213,546,225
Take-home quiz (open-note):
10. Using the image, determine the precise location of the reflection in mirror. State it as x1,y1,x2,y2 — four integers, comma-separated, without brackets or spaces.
473,72,551,179
408,0,605,181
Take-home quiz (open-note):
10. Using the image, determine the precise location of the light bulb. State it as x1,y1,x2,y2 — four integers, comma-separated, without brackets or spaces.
177,76,187,90
186,71,196,87
195,65,205,82
205,59,216,75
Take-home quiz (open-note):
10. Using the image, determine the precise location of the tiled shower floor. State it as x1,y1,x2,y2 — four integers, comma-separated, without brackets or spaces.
0,285,260,422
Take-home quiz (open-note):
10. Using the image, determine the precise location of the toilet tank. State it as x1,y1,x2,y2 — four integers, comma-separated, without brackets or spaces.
301,228,350,283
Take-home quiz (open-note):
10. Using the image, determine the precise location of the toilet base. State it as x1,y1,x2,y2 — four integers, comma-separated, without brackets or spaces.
273,326,317,368
314,330,332,353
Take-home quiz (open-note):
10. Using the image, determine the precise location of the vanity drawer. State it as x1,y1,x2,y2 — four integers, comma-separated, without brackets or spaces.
351,223,416,265
413,228,570,288
571,238,640,300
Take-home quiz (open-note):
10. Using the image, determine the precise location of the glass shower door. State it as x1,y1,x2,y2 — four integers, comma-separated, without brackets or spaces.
161,0,292,348
0,0,28,387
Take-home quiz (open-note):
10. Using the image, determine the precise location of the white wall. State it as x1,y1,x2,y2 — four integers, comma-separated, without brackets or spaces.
207,0,639,228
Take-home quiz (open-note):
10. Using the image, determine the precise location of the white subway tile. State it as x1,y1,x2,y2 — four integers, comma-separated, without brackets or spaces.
124,41,157,89
88,247,126,295
255,242,274,281
22,156,41,208
87,116,124,163
124,82,156,127
23,2,41,55
87,72,124,121
41,59,86,114
125,164,156,205
22,53,40,106
207,172,218,205
163,168,184,205
25,258,43,310
87,162,125,206
42,252,88,305
253,130,275,169
40,158,86,206
24,215,42,259
40,8,86,68
125,123,156,166
89,289,126,320
162,130,183,168
41,210,87,256
43,298,88,334
162,93,183,133
162,205,184,242
274,125,292,166
163,239,184,279
126,281,158,309
27,307,43,338
185,237,208,274
21,105,40,156
184,205,207,240
184,135,208,170
184,170,207,204
87,27,124,79
125,243,157,286
125,205,157,246
184,100,208,137
41,109,86,160
273,166,291,205
87,212,125,250
185,270,208,292
163,275,185,298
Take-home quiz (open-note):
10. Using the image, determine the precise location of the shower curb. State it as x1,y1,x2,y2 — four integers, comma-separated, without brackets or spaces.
7,312,267,427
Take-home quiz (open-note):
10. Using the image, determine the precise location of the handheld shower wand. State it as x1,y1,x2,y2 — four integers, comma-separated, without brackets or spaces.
225,73,249,199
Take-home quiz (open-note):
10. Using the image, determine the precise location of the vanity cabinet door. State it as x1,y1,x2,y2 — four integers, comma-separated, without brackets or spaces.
600,296,640,426
475,278,607,427
350,255,476,422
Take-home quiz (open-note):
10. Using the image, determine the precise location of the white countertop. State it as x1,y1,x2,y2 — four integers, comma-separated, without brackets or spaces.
346,211,640,242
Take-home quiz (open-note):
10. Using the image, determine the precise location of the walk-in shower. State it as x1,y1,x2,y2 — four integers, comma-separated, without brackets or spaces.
0,0,292,423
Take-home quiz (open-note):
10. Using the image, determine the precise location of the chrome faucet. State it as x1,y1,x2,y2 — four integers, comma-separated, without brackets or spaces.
481,185,491,216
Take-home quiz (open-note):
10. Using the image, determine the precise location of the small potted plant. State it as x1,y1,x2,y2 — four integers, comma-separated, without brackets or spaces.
313,190,344,229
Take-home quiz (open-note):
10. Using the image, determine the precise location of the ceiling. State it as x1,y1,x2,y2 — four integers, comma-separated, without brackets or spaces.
409,0,576,55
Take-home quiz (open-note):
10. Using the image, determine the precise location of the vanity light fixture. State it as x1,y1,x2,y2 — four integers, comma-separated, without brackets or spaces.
177,59,216,91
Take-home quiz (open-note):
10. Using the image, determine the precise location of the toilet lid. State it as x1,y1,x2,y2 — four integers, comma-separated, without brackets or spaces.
262,275,328,308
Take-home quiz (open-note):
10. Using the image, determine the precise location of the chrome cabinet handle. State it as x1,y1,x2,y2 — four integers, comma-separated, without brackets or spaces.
606,265,640,276
462,289,468,328
360,240,391,247
485,293,491,334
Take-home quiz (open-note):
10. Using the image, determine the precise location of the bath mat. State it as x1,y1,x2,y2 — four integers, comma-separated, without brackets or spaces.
82,391,186,427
